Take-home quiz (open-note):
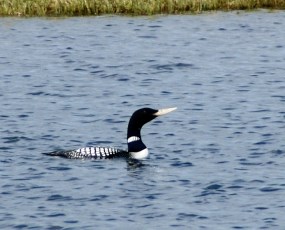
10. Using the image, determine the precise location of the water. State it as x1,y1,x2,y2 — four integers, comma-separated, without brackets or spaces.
1,11,285,229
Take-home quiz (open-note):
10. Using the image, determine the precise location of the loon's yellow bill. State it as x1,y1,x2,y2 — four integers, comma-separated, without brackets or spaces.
154,107,177,116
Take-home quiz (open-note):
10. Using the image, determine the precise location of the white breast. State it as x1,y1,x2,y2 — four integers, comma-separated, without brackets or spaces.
130,148,149,160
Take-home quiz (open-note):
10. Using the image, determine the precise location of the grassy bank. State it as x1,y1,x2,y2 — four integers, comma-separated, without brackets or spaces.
1,0,285,16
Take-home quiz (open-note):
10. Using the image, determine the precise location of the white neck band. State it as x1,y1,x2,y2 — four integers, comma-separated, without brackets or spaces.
127,136,140,143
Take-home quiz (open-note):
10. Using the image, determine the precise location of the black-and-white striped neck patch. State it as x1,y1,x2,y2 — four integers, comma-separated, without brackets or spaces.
127,136,140,143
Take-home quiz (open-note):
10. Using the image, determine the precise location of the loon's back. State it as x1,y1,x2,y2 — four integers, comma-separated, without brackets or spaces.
44,147,128,159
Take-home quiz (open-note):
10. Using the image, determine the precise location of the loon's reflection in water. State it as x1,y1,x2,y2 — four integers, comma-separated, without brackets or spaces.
126,158,146,170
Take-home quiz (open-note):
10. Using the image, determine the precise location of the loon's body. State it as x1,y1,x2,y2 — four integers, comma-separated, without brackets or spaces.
44,107,176,160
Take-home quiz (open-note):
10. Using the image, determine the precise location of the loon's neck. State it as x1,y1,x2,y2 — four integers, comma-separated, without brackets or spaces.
127,129,149,159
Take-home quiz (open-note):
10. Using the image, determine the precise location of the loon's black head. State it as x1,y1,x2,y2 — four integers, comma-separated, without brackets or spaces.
127,107,176,159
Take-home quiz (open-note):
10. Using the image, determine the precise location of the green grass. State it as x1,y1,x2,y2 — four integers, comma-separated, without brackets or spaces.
1,0,285,16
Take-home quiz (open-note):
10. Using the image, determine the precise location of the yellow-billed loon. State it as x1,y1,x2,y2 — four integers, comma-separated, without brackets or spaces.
43,107,176,160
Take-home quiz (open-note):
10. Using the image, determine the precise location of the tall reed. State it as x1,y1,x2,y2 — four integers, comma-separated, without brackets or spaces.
1,0,285,16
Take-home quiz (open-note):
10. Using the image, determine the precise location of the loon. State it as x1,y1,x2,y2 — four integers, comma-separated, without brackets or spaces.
44,107,176,160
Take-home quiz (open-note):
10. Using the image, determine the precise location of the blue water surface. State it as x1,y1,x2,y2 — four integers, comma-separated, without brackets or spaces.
1,11,285,229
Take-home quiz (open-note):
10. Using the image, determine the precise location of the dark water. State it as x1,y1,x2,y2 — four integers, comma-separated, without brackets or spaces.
1,11,285,229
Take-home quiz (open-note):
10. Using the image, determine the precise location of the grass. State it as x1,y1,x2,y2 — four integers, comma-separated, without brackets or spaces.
0,0,285,16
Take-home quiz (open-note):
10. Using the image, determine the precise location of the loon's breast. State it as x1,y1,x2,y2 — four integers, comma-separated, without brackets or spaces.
129,148,149,160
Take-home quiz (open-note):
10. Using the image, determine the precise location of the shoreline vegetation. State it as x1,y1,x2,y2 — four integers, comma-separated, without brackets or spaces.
0,0,285,17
